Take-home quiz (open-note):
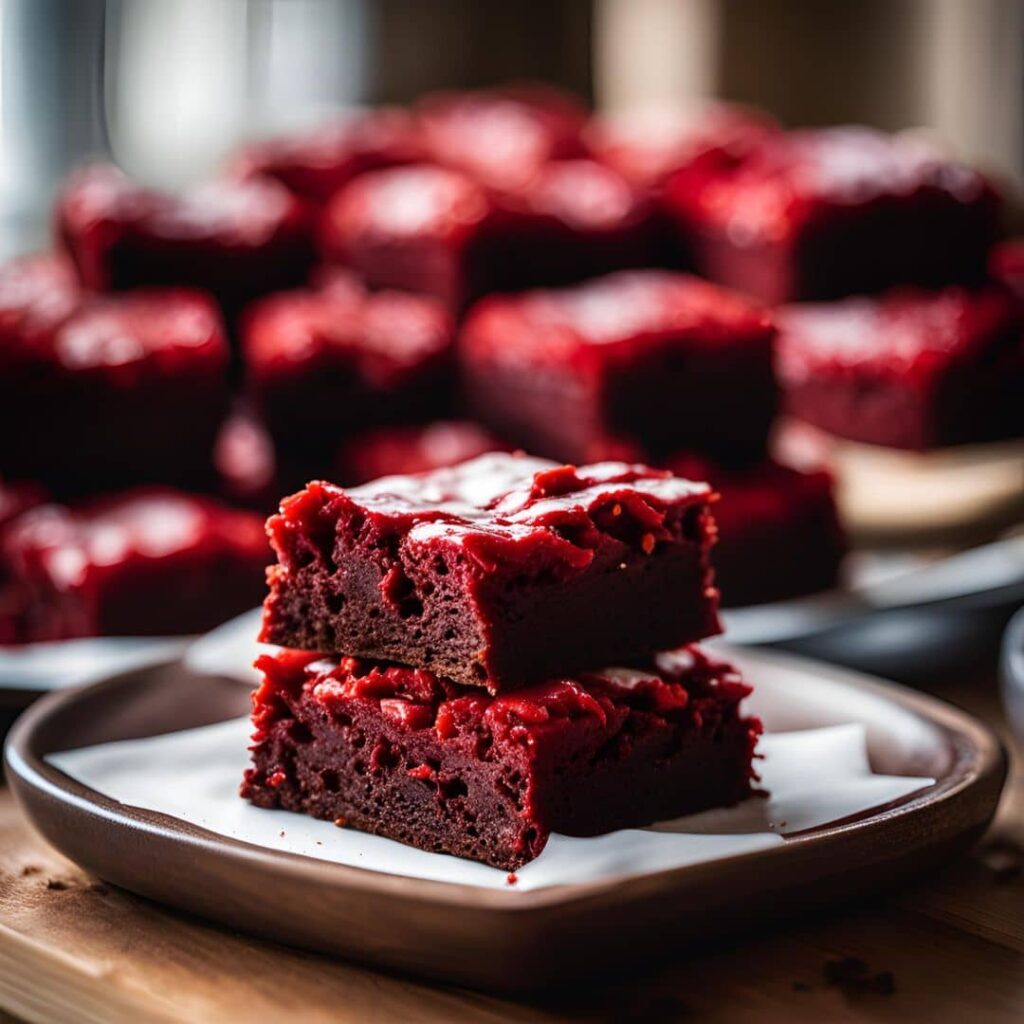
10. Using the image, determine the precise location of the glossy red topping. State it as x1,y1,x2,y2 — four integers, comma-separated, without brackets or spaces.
278,453,710,551
252,645,750,744
232,109,424,203
586,103,776,190
416,85,588,190
777,286,1023,380
334,421,511,485
461,270,772,369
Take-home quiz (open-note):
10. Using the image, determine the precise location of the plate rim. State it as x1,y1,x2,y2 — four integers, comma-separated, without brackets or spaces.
4,646,1007,913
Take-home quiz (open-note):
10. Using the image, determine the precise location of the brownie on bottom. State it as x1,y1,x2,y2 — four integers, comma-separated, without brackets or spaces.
242,648,760,870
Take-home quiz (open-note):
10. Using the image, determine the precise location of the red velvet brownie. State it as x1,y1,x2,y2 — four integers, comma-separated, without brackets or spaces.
476,158,657,294
57,164,315,318
459,270,777,464
0,287,229,494
232,108,424,205
586,103,776,191
662,127,1000,303
320,161,655,309
0,479,49,643
415,84,588,190
665,454,845,606
776,286,1024,450
242,284,454,458
261,453,720,691
2,488,268,642
242,645,760,869
334,421,511,485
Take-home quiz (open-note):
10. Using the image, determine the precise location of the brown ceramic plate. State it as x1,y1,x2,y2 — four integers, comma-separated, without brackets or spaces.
4,648,1005,994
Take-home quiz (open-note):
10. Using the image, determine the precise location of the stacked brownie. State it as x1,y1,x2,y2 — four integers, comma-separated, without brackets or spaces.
242,452,761,870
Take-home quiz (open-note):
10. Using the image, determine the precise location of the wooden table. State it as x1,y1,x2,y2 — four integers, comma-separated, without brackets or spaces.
0,667,1020,1024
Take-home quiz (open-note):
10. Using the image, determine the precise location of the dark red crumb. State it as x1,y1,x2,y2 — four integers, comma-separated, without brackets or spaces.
334,817,348,828
20,865,42,877
824,957,896,996
46,879,71,891
506,873,518,886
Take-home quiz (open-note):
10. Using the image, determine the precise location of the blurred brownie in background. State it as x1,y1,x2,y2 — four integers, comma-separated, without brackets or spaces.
776,286,1024,450
334,420,510,485
320,159,656,310
0,488,268,643
459,270,777,465
415,84,588,190
0,287,229,495
242,282,454,464
665,453,845,607
57,164,316,321
231,108,424,206
662,127,1000,303
586,102,776,192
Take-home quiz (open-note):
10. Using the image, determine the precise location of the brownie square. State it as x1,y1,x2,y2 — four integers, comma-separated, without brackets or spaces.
241,645,761,870
776,286,1024,450
415,84,588,190
665,454,845,606
586,102,776,191
242,284,455,460
2,488,269,642
0,286,229,494
261,453,721,691
662,127,1000,303
459,270,777,465
334,421,511,485
232,108,424,205
320,165,489,310
319,160,656,310
57,164,315,319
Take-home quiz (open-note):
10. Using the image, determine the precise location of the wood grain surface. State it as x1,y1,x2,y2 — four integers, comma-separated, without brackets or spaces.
0,668,1020,1024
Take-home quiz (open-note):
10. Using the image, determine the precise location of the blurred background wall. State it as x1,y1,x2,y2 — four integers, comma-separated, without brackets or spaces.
1,0,1021,257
